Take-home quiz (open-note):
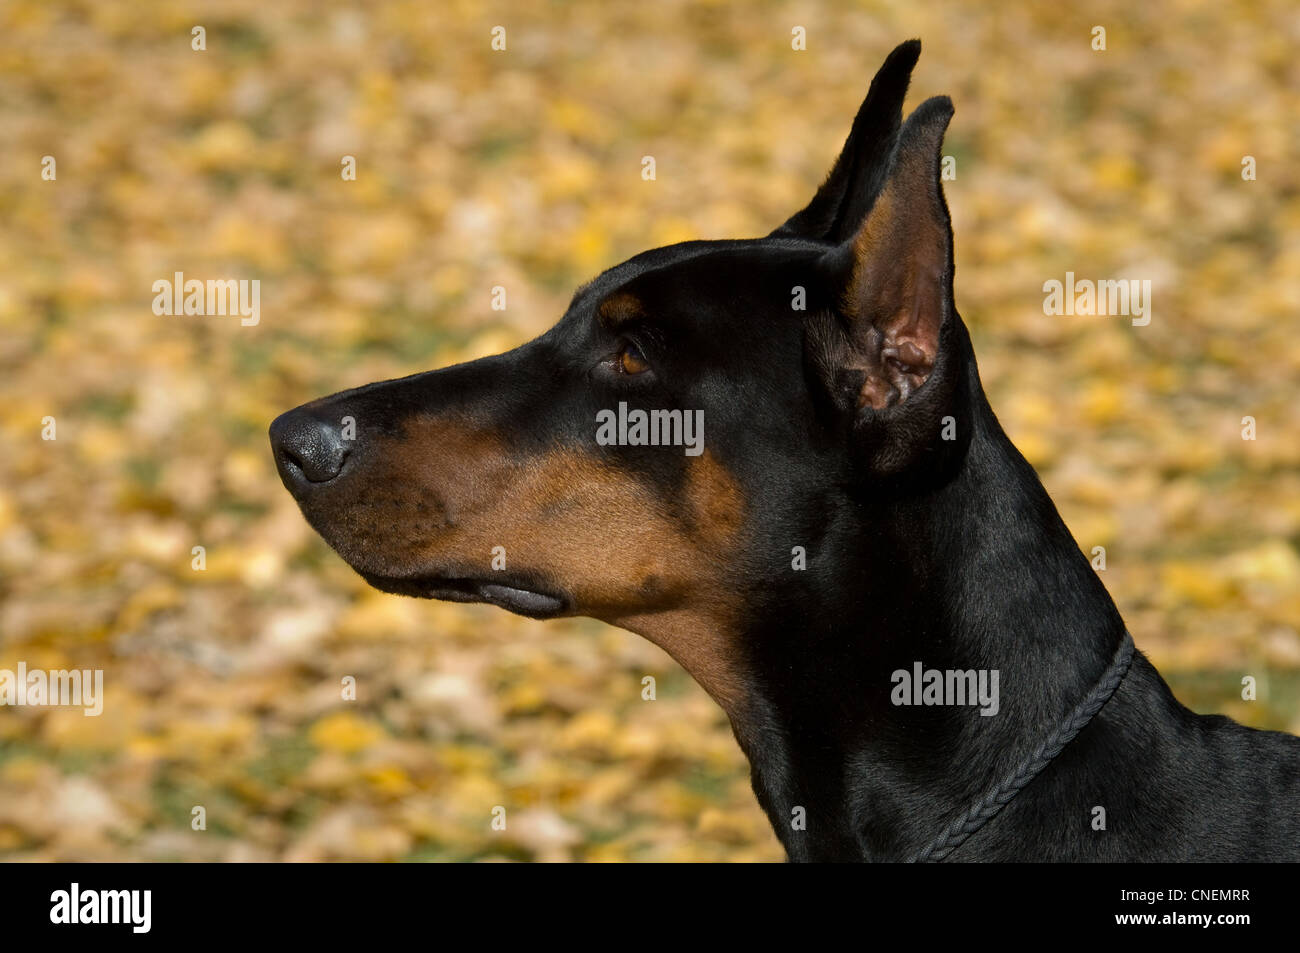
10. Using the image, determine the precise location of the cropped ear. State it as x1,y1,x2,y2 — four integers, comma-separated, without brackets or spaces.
838,96,954,412
771,39,921,243
811,96,962,478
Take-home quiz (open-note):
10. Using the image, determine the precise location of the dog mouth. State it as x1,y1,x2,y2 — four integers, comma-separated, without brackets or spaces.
358,572,568,619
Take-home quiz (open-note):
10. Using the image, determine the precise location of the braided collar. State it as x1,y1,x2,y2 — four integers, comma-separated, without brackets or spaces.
908,631,1137,862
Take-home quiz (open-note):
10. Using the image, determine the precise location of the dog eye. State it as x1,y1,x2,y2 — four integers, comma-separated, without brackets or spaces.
616,341,651,375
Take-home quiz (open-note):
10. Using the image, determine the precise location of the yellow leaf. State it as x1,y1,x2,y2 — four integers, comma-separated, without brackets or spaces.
309,712,386,754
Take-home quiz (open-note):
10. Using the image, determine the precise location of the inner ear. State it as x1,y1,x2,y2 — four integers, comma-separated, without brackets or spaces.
838,98,953,412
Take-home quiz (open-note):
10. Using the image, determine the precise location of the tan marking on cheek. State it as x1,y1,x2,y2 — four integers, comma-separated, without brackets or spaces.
683,450,747,550
600,451,749,713
368,419,753,712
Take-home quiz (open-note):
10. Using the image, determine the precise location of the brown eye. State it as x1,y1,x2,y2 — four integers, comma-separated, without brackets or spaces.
617,341,650,375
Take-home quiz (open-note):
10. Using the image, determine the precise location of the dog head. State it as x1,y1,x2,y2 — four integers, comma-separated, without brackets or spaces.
270,40,968,707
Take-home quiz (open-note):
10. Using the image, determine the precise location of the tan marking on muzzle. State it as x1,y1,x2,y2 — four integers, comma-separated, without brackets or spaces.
344,419,752,711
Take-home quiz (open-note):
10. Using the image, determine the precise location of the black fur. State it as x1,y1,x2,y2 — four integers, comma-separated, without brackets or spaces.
272,40,1300,861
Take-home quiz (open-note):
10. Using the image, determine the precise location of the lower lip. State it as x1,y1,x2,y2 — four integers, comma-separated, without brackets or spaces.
361,572,567,618
478,583,565,617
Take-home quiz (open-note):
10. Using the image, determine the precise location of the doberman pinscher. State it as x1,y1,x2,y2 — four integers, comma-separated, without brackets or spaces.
270,40,1300,861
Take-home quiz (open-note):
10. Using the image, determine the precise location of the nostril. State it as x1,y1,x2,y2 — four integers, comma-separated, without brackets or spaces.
281,442,348,483
269,410,351,486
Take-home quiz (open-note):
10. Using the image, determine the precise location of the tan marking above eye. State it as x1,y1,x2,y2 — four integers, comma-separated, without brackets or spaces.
597,292,645,331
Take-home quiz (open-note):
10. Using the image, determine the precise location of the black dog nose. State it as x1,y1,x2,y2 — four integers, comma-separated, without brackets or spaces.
269,409,351,488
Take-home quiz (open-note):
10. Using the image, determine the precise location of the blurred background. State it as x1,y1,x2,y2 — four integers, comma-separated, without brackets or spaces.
1,0,1298,861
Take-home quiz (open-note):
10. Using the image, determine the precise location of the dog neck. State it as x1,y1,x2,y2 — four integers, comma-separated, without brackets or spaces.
729,359,1131,861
